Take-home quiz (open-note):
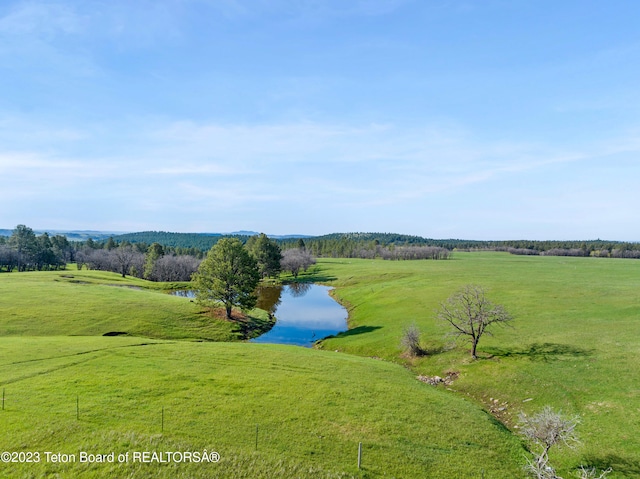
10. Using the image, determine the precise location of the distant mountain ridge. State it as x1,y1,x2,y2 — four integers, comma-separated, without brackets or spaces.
0,228,310,242
2,228,638,255
0,229,126,241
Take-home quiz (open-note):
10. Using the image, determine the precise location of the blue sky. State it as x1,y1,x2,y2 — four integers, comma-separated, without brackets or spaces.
1,0,639,240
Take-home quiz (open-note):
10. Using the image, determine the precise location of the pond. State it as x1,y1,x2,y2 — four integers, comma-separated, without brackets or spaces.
172,284,348,347
251,283,348,347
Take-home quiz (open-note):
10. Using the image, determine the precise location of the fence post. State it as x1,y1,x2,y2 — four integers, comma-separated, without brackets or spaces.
2,388,4,411
357,442,362,469
162,406,165,433
76,396,79,420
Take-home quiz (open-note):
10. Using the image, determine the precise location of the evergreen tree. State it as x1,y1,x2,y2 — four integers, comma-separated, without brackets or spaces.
8,225,37,271
247,233,282,279
105,237,117,250
192,238,260,319
144,242,165,279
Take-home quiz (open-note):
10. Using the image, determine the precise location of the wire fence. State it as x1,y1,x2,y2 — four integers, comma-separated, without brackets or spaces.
0,386,498,478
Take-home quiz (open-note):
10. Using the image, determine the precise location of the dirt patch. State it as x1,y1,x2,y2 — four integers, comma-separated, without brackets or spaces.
208,308,248,322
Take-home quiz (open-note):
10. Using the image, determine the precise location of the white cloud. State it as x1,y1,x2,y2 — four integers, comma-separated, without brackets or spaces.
0,1,85,37
2,114,639,236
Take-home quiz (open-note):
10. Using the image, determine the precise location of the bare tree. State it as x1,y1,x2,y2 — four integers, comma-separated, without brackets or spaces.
576,466,612,479
518,407,612,479
437,284,513,359
519,407,580,479
400,323,424,356
149,255,201,282
281,248,316,278
0,245,19,272
113,244,140,278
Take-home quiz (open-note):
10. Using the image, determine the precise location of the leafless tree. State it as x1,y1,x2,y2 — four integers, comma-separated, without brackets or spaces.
0,245,19,272
113,245,141,278
437,284,513,359
400,323,424,356
78,248,113,272
149,255,201,282
281,248,316,278
519,407,579,479
576,466,612,479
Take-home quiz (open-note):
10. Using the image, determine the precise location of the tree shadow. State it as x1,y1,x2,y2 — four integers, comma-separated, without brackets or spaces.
288,273,338,283
484,410,512,434
580,453,640,476
484,342,595,362
232,312,276,340
291,265,337,283
321,325,382,340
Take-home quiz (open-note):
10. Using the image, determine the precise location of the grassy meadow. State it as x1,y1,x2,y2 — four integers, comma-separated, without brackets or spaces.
0,269,272,341
1,252,639,477
0,337,523,478
317,253,640,478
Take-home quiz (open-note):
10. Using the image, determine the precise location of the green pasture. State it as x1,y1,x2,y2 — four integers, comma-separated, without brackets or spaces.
0,269,271,341
316,253,640,478
1,253,639,477
0,337,523,478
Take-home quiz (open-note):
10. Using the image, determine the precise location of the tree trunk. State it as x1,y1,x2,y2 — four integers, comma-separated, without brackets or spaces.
226,304,232,319
471,340,478,359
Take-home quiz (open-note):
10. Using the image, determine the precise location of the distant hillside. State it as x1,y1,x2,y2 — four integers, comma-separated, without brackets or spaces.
228,231,311,240
110,231,312,250
278,233,640,258
112,231,231,250
278,232,494,250
3,227,638,258
0,229,123,241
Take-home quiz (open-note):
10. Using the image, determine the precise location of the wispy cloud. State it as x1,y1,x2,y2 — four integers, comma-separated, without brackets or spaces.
194,0,410,19
0,1,85,37
2,113,639,235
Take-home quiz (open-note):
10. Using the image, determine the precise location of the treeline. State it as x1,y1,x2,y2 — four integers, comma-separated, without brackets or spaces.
76,245,201,281
4,226,640,275
0,225,73,272
278,235,451,259
0,225,318,282
505,246,640,258
110,230,639,259
279,234,640,259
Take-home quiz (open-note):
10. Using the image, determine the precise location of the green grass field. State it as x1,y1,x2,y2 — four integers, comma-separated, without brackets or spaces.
0,337,523,478
0,269,272,341
1,253,639,478
317,253,640,478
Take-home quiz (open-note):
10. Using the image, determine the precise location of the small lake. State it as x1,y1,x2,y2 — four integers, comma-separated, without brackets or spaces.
251,284,348,347
171,283,348,347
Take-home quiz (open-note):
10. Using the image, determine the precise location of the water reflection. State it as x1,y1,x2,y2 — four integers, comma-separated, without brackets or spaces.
288,282,312,297
254,285,283,314
251,284,348,347
171,284,348,347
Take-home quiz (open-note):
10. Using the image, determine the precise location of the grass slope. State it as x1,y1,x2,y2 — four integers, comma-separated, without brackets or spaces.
3,253,638,477
0,337,523,478
0,269,271,341
316,253,640,478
